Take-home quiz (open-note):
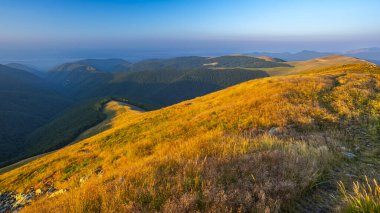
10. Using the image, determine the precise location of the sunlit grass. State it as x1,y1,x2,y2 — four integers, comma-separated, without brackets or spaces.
23,134,333,212
339,176,380,212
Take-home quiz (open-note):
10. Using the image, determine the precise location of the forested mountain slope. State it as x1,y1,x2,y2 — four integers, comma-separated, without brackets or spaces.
47,55,281,107
0,65,72,166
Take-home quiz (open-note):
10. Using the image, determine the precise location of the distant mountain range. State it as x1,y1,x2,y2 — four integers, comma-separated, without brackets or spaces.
345,48,380,64
345,47,380,54
48,55,284,106
4,47,379,74
51,55,291,74
5,63,45,77
249,47,380,64
249,50,333,61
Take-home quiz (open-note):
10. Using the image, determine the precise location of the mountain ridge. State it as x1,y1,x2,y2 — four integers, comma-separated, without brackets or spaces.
250,47,380,62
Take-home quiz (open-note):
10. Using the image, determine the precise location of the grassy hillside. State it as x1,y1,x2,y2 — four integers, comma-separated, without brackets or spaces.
1,63,379,212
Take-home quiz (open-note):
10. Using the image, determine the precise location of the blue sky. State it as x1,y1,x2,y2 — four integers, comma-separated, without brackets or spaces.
0,0,380,64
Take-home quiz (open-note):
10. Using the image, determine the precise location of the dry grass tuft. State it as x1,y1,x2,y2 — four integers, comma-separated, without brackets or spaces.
339,176,380,212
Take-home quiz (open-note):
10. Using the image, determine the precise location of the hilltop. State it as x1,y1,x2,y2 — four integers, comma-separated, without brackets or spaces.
0,62,379,212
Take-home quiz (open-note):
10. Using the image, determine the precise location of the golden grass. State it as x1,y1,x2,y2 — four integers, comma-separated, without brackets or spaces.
339,176,380,212
0,63,379,212
23,135,332,212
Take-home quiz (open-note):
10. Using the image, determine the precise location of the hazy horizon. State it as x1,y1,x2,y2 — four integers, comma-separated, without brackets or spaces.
1,0,380,68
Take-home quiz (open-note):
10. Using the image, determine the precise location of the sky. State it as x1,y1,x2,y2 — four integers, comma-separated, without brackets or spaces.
0,0,380,67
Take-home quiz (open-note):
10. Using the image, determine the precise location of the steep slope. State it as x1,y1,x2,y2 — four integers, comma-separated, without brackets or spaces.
0,65,72,167
23,99,109,158
1,63,379,212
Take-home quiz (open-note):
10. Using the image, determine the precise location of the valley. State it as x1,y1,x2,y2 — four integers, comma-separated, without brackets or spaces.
0,100,143,175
